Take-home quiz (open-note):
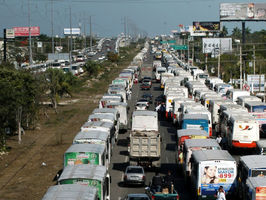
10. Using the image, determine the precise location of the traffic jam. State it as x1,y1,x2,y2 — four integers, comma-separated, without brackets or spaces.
41,40,266,200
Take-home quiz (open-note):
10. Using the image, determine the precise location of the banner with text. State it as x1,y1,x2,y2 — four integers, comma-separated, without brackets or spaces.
202,38,232,54
13,27,40,37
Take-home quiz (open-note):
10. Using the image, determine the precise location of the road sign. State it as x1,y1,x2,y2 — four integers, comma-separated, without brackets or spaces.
170,45,188,50
6,29,15,39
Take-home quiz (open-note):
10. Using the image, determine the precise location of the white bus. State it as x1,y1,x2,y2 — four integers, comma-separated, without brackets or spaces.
190,150,237,199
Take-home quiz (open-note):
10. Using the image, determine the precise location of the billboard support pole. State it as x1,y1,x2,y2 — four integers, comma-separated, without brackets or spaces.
192,38,194,66
3,29,7,62
240,44,243,90
242,21,245,44
205,53,208,71
218,39,221,78
253,44,256,75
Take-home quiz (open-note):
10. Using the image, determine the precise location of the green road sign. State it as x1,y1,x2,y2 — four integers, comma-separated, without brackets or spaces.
170,45,188,50
160,40,176,44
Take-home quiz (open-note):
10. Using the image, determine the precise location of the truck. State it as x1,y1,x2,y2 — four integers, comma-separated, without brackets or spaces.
140,64,153,82
129,110,161,168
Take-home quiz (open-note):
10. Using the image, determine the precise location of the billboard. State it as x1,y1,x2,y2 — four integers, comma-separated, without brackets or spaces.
202,38,232,54
220,3,266,21
199,162,236,196
13,27,40,37
247,74,265,92
6,29,15,39
64,28,81,35
193,22,220,32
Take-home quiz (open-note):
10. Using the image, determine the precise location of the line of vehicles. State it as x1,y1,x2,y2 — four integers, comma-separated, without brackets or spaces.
41,43,151,200
151,42,266,200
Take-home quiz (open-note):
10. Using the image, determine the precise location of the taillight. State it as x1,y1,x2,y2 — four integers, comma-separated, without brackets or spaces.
152,196,155,200
209,127,212,137
174,114,177,119
142,176,145,180
176,195,179,200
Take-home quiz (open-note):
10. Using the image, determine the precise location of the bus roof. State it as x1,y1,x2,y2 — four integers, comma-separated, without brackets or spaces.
183,114,209,121
247,177,266,188
240,155,266,169
42,185,97,200
82,121,113,129
65,144,105,154
185,139,220,148
133,110,157,117
89,113,115,121
177,129,208,138
74,131,109,142
58,164,107,182
192,150,235,162
245,101,266,107
93,108,119,115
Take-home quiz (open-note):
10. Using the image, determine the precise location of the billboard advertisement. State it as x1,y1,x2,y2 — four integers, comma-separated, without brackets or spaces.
64,28,81,35
13,26,40,37
64,152,99,167
193,22,220,32
247,74,265,92
220,3,266,21
202,38,232,54
199,162,236,196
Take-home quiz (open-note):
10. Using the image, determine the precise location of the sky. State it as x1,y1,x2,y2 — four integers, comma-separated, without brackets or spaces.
0,0,265,37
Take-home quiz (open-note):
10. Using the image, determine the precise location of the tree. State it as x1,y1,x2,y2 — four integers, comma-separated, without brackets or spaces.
84,60,101,77
231,27,241,39
219,26,228,37
107,52,119,63
42,69,76,112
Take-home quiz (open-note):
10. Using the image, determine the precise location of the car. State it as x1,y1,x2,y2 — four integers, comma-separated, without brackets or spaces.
135,102,148,110
124,166,146,186
142,77,152,85
154,94,165,106
137,99,149,106
123,193,151,200
141,83,151,90
142,93,153,104
143,79,152,86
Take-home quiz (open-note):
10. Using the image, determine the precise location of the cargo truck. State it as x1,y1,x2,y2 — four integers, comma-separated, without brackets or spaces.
129,111,161,168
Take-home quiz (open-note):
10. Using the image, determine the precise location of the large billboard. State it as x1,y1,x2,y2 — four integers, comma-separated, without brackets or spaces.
247,74,265,92
13,27,40,37
64,28,81,35
193,22,220,32
198,162,236,196
202,38,232,54
220,3,266,21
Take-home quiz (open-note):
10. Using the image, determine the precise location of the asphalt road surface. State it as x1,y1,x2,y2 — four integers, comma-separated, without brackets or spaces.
109,53,192,200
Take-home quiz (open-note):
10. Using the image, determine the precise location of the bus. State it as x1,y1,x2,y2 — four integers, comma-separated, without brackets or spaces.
42,185,98,200
176,129,208,165
182,114,210,137
58,164,110,200
245,176,266,200
237,155,266,199
183,139,221,178
64,144,108,168
190,150,237,199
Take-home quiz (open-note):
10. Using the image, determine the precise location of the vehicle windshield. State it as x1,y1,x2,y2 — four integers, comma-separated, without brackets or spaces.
127,168,143,173
252,105,266,112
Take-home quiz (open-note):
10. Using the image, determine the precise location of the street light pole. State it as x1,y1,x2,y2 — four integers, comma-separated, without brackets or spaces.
51,0,54,54
28,0,33,65
240,43,243,90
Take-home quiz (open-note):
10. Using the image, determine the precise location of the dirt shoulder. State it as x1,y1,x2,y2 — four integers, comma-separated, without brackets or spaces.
0,47,139,200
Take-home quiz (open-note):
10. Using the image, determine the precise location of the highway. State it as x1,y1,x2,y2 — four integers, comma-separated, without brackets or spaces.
109,53,192,200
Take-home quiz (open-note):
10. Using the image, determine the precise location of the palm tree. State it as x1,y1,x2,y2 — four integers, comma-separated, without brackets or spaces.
219,26,228,37
231,27,241,39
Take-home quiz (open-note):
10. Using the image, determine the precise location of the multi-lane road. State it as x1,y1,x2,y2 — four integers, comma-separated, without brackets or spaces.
109,53,192,200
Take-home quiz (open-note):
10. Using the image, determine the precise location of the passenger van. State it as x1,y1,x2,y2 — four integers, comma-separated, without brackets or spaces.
155,67,167,82
237,96,261,107
208,99,232,127
226,89,250,103
73,130,111,163
92,108,120,140
245,102,266,129
64,144,107,168
227,115,260,148
237,155,266,199
182,114,210,136
183,139,221,178
42,185,98,200
245,177,266,200
172,98,194,126
58,164,110,200
176,129,208,165
179,102,204,124
105,102,128,130
214,83,233,96
190,150,237,199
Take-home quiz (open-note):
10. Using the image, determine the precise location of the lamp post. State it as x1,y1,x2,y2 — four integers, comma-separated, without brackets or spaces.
235,39,242,90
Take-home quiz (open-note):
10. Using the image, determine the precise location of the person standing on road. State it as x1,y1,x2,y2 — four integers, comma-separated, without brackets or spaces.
163,170,174,193
216,186,226,200
216,134,222,145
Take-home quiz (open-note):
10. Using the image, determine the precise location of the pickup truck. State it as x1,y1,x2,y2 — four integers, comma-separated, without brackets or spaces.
145,186,179,200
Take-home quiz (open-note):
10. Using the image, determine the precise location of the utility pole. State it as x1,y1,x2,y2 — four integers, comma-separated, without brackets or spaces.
205,54,208,72
253,44,256,75
90,15,92,51
83,14,86,49
28,0,33,65
69,5,73,65
240,43,243,90
3,29,7,62
192,37,194,66
51,0,54,53
217,39,221,78
124,16,127,41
